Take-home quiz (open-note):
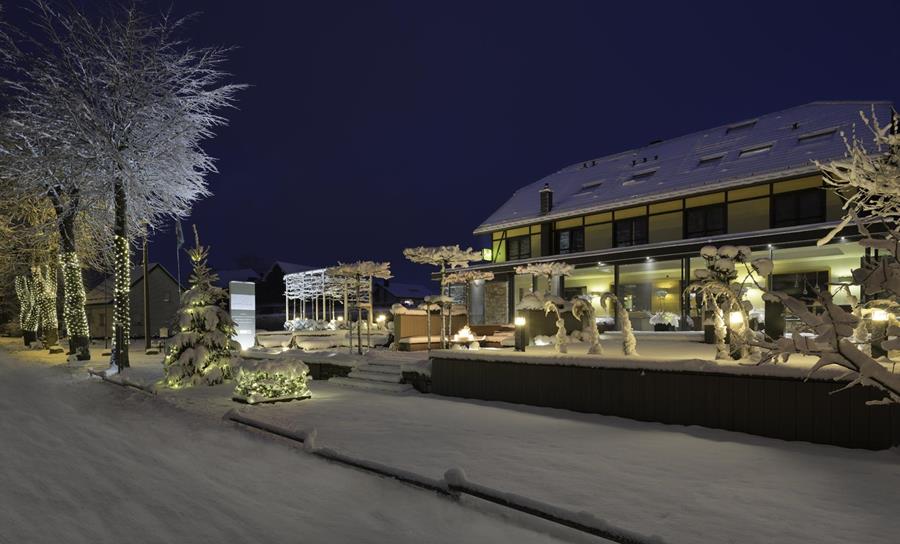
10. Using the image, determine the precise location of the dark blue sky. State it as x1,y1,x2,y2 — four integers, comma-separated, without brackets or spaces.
9,1,900,285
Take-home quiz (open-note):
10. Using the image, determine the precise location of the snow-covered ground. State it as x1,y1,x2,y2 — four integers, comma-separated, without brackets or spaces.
0,340,575,544
3,338,899,543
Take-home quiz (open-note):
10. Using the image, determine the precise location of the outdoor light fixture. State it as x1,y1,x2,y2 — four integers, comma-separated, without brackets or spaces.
514,316,527,351
337,316,344,322
729,311,744,327
482,248,493,261
376,314,386,323
597,261,605,267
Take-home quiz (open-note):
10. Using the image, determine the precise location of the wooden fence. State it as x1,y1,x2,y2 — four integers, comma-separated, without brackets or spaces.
431,356,900,450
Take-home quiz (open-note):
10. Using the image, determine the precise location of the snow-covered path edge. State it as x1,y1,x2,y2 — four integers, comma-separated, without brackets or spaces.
223,408,667,544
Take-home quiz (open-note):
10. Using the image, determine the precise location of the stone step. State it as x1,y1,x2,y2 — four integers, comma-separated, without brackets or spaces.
357,363,403,375
329,377,413,394
348,370,401,383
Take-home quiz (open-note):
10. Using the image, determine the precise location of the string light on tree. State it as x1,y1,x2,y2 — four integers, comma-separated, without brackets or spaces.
111,234,131,368
60,252,91,360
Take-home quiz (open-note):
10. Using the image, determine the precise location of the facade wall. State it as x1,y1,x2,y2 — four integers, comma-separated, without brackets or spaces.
486,174,836,264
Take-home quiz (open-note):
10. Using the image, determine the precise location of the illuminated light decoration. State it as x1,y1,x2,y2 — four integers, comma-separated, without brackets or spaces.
729,311,745,327
14,275,39,345
452,325,476,343
871,309,889,322
59,252,91,360
163,227,238,387
33,265,62,352
233,364,311,404
514,316,527,327
376,314,386,324
111,235,131,368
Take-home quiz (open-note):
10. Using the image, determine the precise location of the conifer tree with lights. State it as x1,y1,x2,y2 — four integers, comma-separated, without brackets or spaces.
162,227,238,387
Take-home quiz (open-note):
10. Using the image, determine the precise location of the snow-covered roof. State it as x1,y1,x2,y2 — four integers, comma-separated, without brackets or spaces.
264,261,316,280
85,263,179,304
475,101,894,234
215,268,261,287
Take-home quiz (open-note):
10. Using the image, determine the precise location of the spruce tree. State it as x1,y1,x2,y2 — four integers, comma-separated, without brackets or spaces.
163,226,237,387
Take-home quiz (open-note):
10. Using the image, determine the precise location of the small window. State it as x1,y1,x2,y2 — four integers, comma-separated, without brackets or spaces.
726,120,756,134
697,154,724,168
685,204,726,239
738,144,772,158
555,228,585,254
614,216,648,247
506,235,531,261
797,128,836,145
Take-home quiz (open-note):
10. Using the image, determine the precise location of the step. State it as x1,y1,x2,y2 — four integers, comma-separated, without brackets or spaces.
356,363,403,375
329,377,413,394
348,370,402,383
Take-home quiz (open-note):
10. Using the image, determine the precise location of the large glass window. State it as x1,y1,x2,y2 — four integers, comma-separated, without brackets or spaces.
556,228,584,254
772,188,825,228
614,216,648,247
507,235,531,260
565,265,616,326
685,204,725,238
617,259,682,331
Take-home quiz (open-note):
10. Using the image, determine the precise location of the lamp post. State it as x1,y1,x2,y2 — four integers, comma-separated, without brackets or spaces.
871,309,889,359
514,316,527,352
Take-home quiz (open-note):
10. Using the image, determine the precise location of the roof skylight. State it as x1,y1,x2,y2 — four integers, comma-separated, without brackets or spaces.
797,128,837,144
738,144,772,158
726,120,757,134
696,154,724,168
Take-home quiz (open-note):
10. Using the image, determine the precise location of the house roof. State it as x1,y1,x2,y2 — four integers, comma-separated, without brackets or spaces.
474,101,894,234
215,268,261,287
85,263,179,305
263,261,316,280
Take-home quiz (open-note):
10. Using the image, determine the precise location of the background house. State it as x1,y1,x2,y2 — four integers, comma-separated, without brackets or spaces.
85,263,181,339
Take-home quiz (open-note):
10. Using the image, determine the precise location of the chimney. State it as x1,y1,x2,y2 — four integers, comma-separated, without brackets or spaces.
540,183,553,215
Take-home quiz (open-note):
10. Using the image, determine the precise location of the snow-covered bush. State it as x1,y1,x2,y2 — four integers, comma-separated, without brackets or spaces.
600,293,637,356
233,361,310,404
571,296,602,355
163,228,238,387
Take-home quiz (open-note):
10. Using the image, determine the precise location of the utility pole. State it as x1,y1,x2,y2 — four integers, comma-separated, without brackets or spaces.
143,234,151,352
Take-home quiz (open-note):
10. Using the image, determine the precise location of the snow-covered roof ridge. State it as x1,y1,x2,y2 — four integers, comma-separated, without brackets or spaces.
475,101,894,234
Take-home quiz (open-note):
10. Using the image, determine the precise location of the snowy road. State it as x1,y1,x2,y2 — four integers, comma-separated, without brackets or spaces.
0,353,573,544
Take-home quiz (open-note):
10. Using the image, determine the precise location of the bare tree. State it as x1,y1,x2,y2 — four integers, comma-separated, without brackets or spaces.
4,2,243,371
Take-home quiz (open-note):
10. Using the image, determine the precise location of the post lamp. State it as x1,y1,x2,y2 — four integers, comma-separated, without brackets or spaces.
376,314,386,328
514,316,527,352
871,309,889,359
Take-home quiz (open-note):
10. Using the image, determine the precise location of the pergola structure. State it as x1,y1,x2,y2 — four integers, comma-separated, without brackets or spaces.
283,268,342,322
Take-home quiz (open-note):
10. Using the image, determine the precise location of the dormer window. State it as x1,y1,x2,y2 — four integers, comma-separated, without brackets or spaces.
623,169,657,186
577,180,603,193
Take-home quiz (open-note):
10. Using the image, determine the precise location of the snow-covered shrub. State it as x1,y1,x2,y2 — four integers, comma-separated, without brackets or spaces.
600,293,637,356
571,296,602,355
163,228,238,387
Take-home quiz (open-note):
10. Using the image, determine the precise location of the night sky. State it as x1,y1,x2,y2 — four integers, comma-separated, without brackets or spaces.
8,0,900,286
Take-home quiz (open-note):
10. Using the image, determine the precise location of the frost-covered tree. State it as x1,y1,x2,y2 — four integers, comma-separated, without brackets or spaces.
442,269,494,338
571,296,602,355
14,275,39,346
5,2,243,371
404,245,481,347
601,293,637,356
732,110,900,404
162,227,237,387
329,261,392,354
687,245,769,361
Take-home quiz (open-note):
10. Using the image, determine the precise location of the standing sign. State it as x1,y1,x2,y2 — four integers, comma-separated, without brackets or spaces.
229,281,256,350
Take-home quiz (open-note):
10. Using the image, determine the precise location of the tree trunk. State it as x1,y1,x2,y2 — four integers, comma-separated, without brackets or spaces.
356,276,362,355
59,218,91,360
113,177,130,369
